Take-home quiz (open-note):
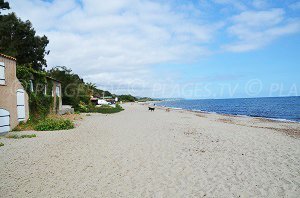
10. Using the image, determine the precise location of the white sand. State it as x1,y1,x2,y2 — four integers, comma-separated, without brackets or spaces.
0,103,300,197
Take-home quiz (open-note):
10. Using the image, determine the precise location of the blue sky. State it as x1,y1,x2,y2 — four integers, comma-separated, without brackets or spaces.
7,0,300,98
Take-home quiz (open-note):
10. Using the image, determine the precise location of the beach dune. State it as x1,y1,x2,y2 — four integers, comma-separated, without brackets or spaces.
0,103,300,197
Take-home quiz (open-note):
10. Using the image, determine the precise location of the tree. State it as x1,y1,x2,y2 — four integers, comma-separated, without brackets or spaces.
0,0,10,13
118,95,137,102
48,66,87,107
48,66,115,110
0,4,49,70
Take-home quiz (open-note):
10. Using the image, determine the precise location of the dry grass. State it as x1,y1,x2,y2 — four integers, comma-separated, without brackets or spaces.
47,113,82,121
13,121,35,131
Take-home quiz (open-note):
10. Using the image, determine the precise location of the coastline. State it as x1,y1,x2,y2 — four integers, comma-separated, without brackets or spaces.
151,96,300,123
143,102,300,138
150,100,300,124
1,103,300,197
158,105,299,123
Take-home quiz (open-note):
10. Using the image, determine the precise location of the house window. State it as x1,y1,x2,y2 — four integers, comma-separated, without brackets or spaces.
30,80,34,92
56,85,60,97
0,62,5,85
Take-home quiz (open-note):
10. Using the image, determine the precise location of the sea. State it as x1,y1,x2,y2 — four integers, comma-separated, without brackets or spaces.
156,96,300,122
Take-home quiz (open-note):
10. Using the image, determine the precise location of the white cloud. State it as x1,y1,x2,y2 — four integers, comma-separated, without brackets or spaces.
6,0,300,96
8,0,218,94
224,9,300,52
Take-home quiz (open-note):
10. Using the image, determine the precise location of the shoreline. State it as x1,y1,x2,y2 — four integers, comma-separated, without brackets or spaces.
146,101,300,124
159,105,299,123
141,102,300,138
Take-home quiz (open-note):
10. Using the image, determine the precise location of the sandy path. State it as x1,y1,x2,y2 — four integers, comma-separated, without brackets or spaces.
0,103,300,197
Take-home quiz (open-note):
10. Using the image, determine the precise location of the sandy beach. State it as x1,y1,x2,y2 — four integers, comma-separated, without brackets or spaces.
1,103,300,197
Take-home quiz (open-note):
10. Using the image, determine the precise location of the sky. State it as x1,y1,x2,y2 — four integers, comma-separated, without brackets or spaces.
6,0,300,99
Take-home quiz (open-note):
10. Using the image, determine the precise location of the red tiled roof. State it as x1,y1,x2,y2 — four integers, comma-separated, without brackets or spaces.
0,53,17,61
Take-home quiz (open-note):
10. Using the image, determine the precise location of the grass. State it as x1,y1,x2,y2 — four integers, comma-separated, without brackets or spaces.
0,142,4,147
6,134,37,139
34,118,74,131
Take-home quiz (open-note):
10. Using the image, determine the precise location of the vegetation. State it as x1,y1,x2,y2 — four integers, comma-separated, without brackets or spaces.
0,1,49,70
13,121,34,131
6,134,36,139
76,101,124,114
48,66,113,111
138,97,155,102
16,65,54,119
0,0,10,13
92,104,124,114
34,118,74,131
118,95,137,102
0,142,4,147
13,113,79,132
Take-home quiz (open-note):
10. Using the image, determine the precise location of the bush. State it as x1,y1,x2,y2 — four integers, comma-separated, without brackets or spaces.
29,93,53,119
17,65,54,119
117,94,137,102
34,118,74,131
0,142,4,147
93,104,124,114
78,101,89,112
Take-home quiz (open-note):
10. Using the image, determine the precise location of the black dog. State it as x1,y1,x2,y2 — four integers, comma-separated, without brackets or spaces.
148,107,155,111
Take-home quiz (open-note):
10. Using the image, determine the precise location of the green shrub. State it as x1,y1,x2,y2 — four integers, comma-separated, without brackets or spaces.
78,101,89,112
6,134,37,139
29,93,54,119
0,142,4,147
17,65,54,119
93,104,124,114
34,118,74,131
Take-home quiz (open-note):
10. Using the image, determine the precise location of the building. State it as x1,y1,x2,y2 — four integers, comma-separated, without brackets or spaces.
0,53,64,134
90,96,117,105
46,76,62,113
0,53,29,134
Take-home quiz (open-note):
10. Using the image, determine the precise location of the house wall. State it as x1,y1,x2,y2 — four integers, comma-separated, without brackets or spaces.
51,81,62,112
0,56,29,130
